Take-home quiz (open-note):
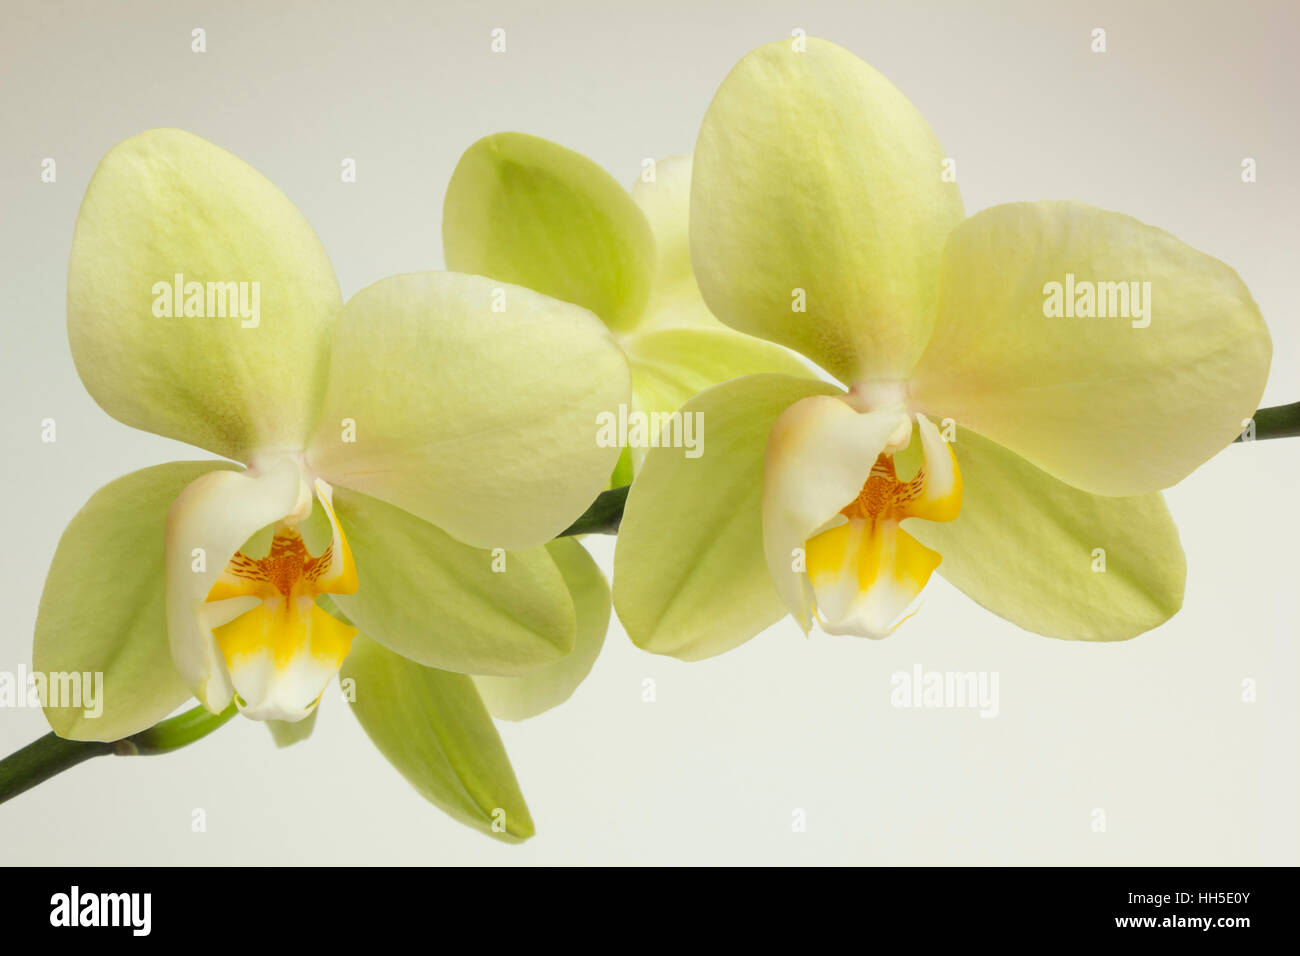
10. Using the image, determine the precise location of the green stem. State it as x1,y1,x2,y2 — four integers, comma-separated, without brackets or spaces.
0,735,113,804
559,484,629,536
1235,402,1300,441
0,702,235,805
119,701,237,755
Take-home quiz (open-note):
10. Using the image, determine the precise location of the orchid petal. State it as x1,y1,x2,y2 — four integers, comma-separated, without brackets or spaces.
443,132,655,331
904,425,1186,640
473,538,609,721
341,634,533,841
331,486,576,675
622,326,813,470
613,374,839,659
34,461,235,740
68,129,341,462
267,709,318,748
690,38,964,382
629,154,718,330
908,201,1272,495
306,272,630,551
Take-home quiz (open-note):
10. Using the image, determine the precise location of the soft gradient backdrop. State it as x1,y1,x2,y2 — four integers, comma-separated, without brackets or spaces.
1,0,1296,864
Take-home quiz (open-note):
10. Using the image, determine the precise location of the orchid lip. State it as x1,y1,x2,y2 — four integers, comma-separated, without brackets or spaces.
164,454,359,724
799,410,962,638
202,474,358,722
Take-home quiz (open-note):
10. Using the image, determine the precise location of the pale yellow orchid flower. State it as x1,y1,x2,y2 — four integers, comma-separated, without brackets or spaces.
33,129,629,838
614,39,1272,655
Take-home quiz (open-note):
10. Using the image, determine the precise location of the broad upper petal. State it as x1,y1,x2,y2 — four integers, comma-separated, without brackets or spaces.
443,132,655,332
306,271,630,551
690,38,964,382
908,201,1272,495
68,129,341,462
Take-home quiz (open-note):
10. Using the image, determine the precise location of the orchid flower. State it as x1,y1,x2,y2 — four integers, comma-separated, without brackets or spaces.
441,132,812,484
33,129,629,839
614,39,1272,656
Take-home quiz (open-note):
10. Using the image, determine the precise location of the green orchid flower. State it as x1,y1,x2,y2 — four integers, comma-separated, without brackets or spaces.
614,39,1272,657
441,132,813,484
34,129,630,839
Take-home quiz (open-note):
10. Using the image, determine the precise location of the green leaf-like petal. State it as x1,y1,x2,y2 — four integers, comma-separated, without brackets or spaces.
613,374,839,659
908,201,1272,495
904,426,1186,640
267,709,317,748
341,634,534,841
622,326,814,471
68,129,341,463
690,38,964,382
331,486,575,676
443,132,655,332
473,538,609,721
34,461,236,740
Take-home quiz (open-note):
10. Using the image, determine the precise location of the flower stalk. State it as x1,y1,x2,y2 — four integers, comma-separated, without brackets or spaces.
1236,401,1300,441
0,703,235,806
